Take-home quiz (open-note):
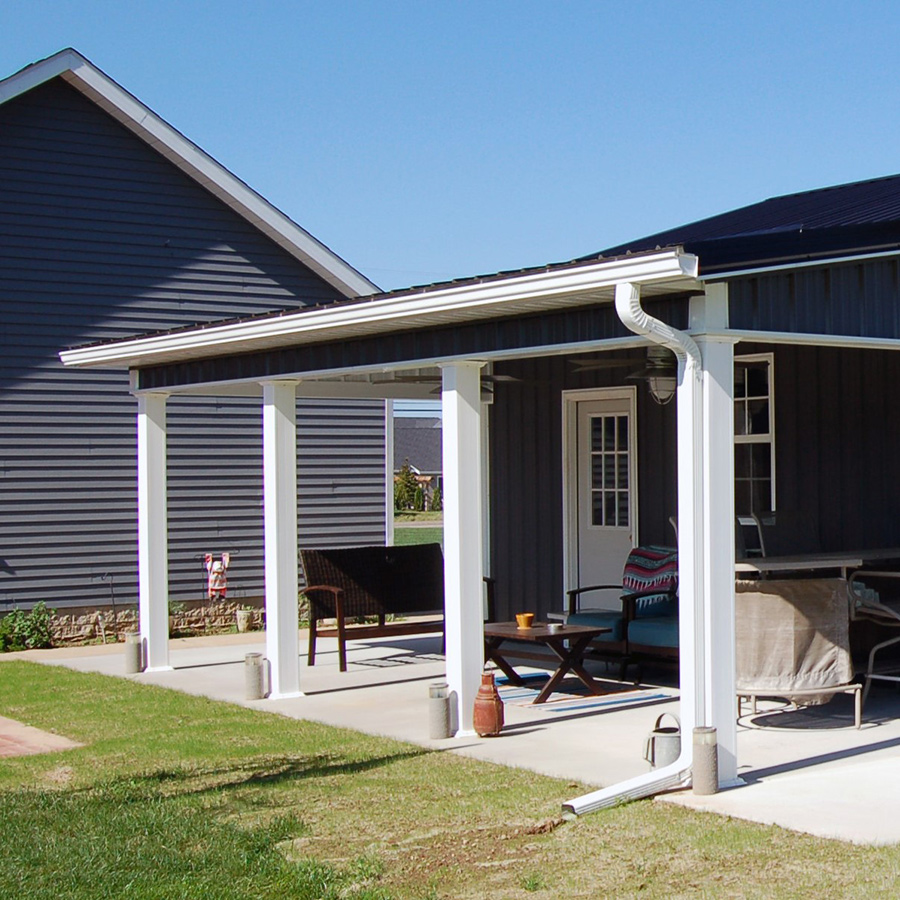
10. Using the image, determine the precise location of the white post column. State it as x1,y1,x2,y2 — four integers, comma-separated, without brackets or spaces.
137,391,171,671
692,285,739,786
262,380,302,699
441,361,485,736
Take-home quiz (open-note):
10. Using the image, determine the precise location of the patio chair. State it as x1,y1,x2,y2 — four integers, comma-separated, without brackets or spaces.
848,570,900,707
566,545,678,679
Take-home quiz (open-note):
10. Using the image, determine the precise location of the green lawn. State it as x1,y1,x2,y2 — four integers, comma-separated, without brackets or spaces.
1,661,900,898
393,526,443,547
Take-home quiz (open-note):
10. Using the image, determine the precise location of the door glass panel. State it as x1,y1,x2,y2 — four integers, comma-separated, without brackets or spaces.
617,416,628,450
603,417,616,451
590,413,630,527
617,454,629,490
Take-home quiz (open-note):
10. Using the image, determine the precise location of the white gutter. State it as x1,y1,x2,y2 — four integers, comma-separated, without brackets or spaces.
563,281,703,817
60,250,699,370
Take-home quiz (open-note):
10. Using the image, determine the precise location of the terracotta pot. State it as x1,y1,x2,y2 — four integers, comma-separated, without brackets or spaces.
473,671,504,737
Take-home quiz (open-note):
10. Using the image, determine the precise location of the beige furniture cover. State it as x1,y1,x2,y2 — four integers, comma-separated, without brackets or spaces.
735,578,854,705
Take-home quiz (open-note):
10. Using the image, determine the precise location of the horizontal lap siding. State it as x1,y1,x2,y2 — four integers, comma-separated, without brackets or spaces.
0,79,384,610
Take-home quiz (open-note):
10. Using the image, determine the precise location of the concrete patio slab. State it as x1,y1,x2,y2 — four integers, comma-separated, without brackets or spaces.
6,630,900,845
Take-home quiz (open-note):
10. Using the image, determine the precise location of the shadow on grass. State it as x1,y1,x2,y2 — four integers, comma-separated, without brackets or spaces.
81,746,433,800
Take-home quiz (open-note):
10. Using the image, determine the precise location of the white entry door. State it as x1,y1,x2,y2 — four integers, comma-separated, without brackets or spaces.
564,389,637,609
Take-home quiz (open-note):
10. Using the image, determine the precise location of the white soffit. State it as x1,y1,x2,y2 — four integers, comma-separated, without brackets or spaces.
0,49,377,299
61,250,700,369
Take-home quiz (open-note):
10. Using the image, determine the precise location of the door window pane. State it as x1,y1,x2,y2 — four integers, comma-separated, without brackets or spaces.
590,414,629,527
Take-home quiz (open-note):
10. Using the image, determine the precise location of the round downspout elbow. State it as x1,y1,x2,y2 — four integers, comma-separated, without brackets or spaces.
614,281,701,374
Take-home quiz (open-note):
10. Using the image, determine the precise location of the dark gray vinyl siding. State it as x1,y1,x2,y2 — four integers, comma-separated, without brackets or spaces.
0,79,384,610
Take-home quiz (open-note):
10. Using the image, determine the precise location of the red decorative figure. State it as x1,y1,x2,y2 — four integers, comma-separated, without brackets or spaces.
205,552,230,600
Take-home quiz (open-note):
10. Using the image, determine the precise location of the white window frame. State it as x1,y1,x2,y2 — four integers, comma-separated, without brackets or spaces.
734,352,775,515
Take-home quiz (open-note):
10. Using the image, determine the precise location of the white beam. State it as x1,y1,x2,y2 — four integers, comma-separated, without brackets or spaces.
441,361,486,736
137,392,171,671
262,380,302,699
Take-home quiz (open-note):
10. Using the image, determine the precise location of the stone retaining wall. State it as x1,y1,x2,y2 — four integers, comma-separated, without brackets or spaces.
48,599,265,644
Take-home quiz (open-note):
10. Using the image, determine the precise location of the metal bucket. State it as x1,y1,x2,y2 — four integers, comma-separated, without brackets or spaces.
643,713,681,769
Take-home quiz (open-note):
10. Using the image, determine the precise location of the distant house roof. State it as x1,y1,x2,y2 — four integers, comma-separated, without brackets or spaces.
588,173,900,276
394,418,442,475
0,49,378,299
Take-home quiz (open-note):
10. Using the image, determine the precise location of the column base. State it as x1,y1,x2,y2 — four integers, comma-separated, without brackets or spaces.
143,665,174,673
266,691,305,701
454,728,478,738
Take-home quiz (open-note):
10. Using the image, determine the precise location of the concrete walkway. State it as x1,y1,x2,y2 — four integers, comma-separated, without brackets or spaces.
7,631,900,845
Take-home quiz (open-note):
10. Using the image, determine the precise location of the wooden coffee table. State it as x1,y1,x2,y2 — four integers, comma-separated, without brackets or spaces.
483,621,612,704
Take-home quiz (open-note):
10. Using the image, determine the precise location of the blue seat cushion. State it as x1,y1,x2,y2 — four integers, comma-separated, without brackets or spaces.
628,616,679,649
567,610,625,642
633,594,678,619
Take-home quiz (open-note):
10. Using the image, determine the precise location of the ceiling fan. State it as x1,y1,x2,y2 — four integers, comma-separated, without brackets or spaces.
569,346,678,405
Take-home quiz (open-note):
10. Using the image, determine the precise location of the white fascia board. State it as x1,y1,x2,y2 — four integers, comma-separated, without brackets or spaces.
60,250,699,369
715,329,900,351
699,247,900,281
0,50,377,299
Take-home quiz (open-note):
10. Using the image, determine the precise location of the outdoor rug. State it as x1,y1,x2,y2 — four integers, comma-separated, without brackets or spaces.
495,672,676,713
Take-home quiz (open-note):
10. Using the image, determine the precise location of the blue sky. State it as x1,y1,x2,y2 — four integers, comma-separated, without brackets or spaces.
5,2,900,290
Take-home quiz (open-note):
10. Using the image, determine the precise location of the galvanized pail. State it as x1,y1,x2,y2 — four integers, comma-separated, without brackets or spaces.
642,713,681,769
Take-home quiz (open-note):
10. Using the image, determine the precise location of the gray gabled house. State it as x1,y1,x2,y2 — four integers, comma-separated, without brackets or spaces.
0,49,391,612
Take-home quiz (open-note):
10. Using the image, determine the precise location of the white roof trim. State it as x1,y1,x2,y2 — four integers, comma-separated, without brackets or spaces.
61,250,699,369
0,49,378,298
699,247,900,281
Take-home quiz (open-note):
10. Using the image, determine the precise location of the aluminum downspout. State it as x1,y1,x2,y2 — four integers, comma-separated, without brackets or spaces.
563,281,704,818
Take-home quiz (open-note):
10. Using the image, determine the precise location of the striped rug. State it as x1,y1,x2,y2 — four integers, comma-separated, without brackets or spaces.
495,672,675,713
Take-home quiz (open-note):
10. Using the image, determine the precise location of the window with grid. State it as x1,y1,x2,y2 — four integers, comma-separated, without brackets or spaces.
590,414,630,527
734,354,774,516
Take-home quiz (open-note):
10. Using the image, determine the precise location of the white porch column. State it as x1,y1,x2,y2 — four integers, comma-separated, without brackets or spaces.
137,391,171,671
262,380,302,699
692,286,739,785
441,361,485,736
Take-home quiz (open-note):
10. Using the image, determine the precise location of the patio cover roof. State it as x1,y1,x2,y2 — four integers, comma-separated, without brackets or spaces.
60,249,700,371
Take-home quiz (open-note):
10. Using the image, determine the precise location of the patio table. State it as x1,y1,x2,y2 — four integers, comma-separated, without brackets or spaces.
736,547,900,577
483,621,611,704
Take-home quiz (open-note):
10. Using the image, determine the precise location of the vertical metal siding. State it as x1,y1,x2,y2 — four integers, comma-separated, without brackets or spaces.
488,352,678,621
0,79,385,610
729,258,900,337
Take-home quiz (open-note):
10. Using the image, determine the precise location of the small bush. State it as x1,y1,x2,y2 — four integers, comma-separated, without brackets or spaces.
0,602,55,652
394,461,418,510
431,486,442,512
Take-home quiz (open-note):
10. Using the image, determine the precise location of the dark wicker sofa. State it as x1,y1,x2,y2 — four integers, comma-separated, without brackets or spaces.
300,543,444,672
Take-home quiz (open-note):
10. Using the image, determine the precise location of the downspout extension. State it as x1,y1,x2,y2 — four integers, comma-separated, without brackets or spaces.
562,280,702,818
